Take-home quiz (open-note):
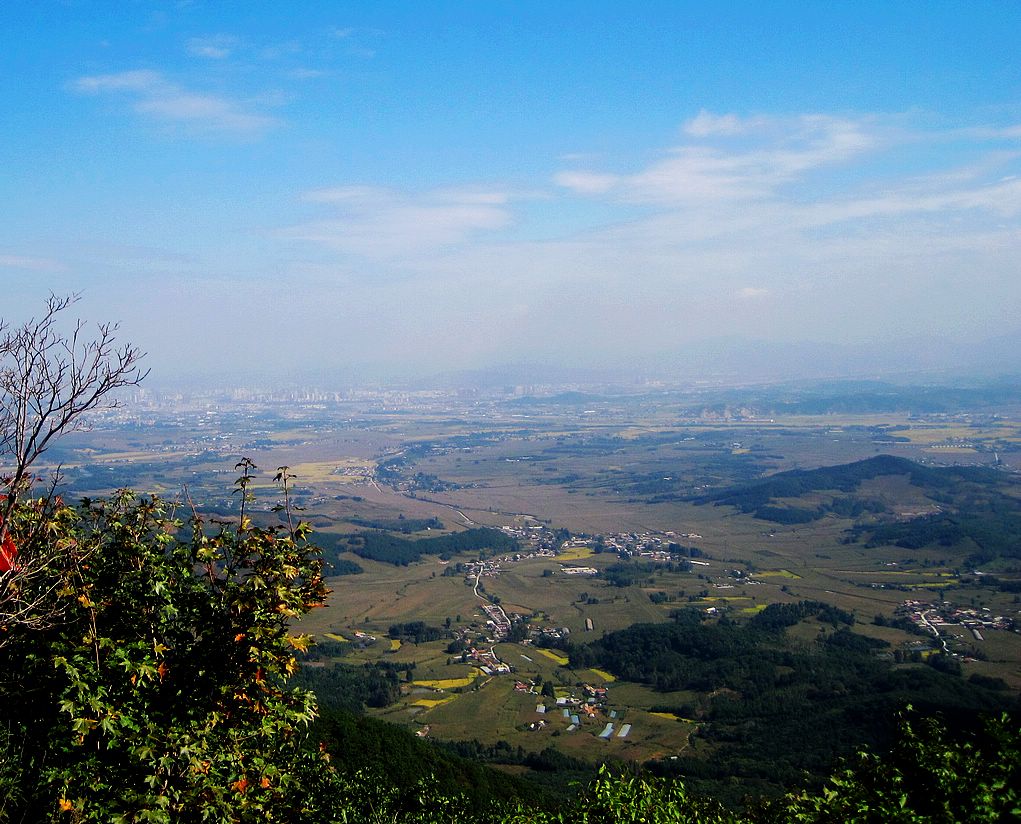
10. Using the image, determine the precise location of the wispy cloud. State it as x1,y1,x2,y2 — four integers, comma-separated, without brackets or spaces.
263,110,1021,365
552,170,618,195
288,68,328,80
328,25,380,58
260,40,302,60
556,113,875,203
186,35,239,59
0,254,66,273
683,110,771,137
281,186,512,259
73,70,275,135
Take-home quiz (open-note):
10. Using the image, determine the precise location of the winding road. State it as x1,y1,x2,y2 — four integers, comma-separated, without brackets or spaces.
918,610,950,654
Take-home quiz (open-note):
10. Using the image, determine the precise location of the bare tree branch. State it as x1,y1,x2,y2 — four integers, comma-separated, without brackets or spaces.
0,294,147,644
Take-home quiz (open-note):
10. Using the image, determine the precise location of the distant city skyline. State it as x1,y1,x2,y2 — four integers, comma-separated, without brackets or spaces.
3,2,1021,384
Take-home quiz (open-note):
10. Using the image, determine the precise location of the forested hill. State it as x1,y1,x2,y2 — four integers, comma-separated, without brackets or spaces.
684,455,1021,566
690,454,1005,511
686,455,1013,523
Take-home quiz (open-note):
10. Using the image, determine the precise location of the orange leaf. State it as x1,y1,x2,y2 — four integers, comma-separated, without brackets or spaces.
286,634,311,652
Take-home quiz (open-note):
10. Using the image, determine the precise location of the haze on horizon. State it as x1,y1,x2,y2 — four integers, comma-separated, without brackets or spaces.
3,2,1021,387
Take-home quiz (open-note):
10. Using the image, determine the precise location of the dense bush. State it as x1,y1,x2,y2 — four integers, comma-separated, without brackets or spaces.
0,489,327,822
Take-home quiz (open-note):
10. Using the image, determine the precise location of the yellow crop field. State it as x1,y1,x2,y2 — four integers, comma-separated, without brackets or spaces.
323,632,348,642
839,570,953,578
757,569,801,579
740,604,768,615
534,648,569,665
390,639,402,651
92,450,162,462
590,668,616,683
290,459,375,483
557,546,594,561
649,711,679,721
922,446,977,454
412,696,457,709
897,426,980,444
413,671,479,690
618,427,656,440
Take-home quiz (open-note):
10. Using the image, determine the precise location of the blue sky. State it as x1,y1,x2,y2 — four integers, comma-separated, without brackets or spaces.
3,2,1021,383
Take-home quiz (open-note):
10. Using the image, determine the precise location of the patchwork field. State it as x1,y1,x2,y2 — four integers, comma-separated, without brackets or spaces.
51,388,1021,770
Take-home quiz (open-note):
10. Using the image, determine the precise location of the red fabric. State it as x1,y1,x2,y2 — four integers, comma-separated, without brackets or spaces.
0,533,16,573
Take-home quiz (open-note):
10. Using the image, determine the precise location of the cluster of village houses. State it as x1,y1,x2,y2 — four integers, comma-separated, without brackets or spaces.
468,646,511,675
440,631,635,739
898,599,1016,644
445,522,716,662
497,523,703,555
450,614,569,674
460,525,707,587
515,681,630,737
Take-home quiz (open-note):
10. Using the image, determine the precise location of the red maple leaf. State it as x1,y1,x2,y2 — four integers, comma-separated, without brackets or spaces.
0,533,16,573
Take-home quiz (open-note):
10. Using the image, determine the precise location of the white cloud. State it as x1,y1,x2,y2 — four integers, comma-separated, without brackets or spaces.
557,113,875,203
73,70,275,135
959,123,1021,140
552,170,619,195
303,185,390,204
794,176,1021,228
74,69,161,93
260,110,1021,367
282,186,513,259
684,110,767,137
559,151,604,163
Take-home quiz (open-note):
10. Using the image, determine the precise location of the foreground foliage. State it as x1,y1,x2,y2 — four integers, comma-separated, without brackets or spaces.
291,711,1021,824
0,489,327,822
769,711,1020,823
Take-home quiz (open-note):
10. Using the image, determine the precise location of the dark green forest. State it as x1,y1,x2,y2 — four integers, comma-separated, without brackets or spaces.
343,527,517,566
557,605,1014,802
687,455,1021,568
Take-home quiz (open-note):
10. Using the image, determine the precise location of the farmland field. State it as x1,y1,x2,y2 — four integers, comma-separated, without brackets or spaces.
47,382,1021,780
